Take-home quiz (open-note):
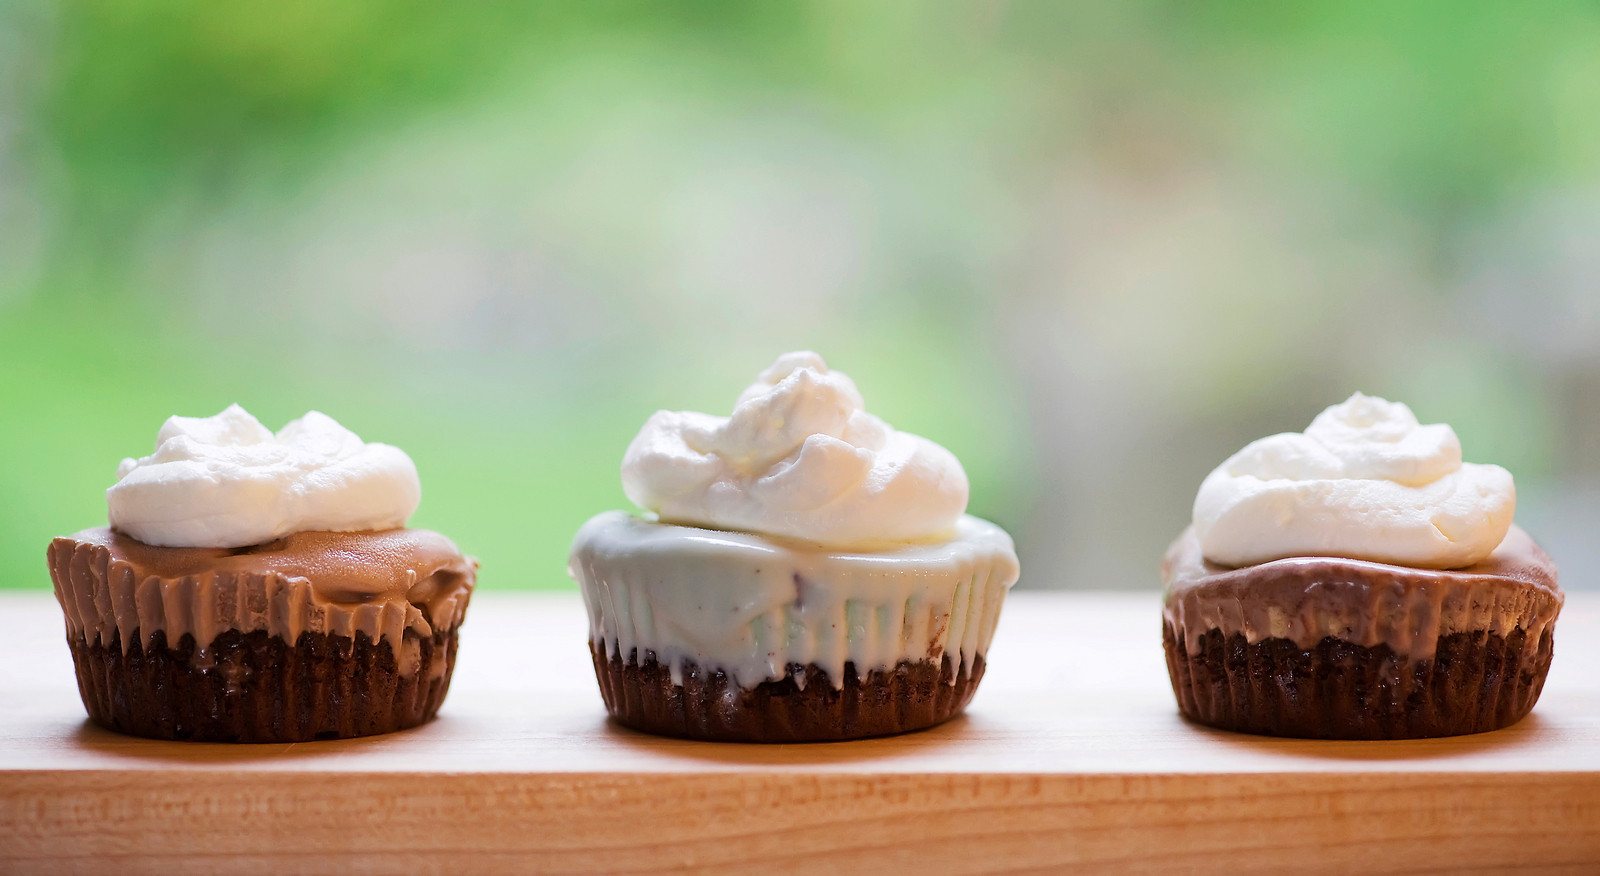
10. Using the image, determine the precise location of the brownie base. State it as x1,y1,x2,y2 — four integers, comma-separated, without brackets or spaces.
68,627,459,743
590,644,986,743
1163,623,1554,739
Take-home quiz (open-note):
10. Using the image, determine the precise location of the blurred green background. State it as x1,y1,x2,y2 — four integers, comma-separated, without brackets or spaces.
3,2,1598,591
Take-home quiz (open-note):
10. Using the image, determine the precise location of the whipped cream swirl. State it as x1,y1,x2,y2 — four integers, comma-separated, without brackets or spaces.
108,404,421,548
621,351,969,547
1193,393,1515,569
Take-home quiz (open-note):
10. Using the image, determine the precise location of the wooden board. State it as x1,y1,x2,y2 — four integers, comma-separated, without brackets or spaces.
3,591,1599,874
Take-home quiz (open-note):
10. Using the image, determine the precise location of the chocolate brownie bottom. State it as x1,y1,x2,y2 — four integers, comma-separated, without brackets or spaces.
1163,623,1553,739
68,627,459,742
591,644,986,742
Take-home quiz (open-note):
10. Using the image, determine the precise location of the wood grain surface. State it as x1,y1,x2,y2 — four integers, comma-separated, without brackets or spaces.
4,591,1599,874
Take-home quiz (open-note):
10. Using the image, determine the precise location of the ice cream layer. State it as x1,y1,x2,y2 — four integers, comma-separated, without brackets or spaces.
50,527,475,674
569,511,1018,689
1163,524,1560,661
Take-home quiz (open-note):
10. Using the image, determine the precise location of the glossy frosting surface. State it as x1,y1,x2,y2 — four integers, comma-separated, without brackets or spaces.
569,511,1019,689
50,527,475,672
1162,524,1561,661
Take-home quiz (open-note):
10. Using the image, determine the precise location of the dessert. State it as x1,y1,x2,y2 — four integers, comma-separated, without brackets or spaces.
569,352,1020,742
49,405,476,742
1162,393,1562,739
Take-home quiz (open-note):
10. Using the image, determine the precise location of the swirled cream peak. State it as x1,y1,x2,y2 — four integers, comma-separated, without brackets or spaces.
1193,393,1515,569
108,404,421,548
621,351,969,547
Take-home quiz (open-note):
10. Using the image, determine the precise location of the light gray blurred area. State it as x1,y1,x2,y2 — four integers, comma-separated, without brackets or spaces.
166,73,1600,591
1,4,1597,591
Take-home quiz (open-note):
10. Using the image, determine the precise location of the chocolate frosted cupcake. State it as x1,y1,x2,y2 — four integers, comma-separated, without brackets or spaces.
569,352,1020,742
49,405,476,742
1163,394,1562,739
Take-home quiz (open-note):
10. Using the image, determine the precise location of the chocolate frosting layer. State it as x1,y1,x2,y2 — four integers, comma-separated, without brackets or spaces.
49,527,475,672
1162,525,1561,661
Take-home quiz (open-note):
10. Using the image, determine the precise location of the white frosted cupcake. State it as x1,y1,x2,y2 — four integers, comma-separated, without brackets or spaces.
569,352,1020,742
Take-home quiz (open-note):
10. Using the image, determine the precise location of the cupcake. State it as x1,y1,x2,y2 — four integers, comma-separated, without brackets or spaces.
1162,393,1562,739
48,405,476,742
569,352,1020,742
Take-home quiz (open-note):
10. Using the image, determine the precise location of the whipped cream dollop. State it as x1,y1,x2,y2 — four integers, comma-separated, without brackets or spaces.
621,351,969,547
108,404,421,548
1193,393,1515,569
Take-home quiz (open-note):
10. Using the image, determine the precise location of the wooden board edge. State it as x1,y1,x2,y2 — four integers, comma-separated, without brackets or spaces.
3,770,1599,874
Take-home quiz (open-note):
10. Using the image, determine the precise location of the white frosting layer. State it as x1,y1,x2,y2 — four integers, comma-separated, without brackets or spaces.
108,404,421,548
1194,393,1516,569
621,351,969,548
569,511,1019,689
